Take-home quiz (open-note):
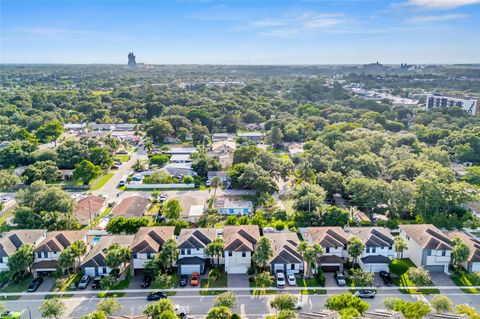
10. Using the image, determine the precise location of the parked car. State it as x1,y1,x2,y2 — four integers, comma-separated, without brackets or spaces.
159,194,168,202
354,289,376,298
141,275,152,288
190,272,199,286
91,276,102,289
27,277,43,292
335,272,346,286
77,275,91,289
294,299,305,310
179,275,188,287
276,271,286,288
174,305,190,318
379,271,393,286
0,311,22,319
147,291,168,301
287,273,296,286
206,180,211,187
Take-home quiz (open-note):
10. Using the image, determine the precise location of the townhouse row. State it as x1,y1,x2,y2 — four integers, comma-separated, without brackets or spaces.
0,224,479,278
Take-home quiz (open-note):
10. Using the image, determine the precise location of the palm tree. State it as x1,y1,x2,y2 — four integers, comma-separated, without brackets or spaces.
348,207,360,226
206,238,224,268
297,242,323,278
295,161,315,183
132,159,145,172
210,176,222,202
394,236,408,259
70,240,87,273
58,248,75,276
143,139,154,154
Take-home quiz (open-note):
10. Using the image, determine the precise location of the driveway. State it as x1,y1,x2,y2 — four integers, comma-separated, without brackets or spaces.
20,277,56,300
324,272,339,287
228,274,250,288
430,272,456,286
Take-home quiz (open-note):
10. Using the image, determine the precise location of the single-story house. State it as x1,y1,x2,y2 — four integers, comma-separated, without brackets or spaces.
131,226,176,274
74,196,107,225
59,169,74,181
224,225,260,274
237,132,264,142
0,229,47,272
447,231,480,272
161,163,197,177
170,154,192,163
177,228,221,275
207,171,228,183
209,141,236,154
301,227,348,272
164,147,197,155
81,235,134,277
353,211,371,224
33,230,88,276
265,231,303,275
212,133,234,142
64,123,87,131
187,205,205,223
213,197,253,216
111,196,151,218
347,227,394,272
399,224,453,273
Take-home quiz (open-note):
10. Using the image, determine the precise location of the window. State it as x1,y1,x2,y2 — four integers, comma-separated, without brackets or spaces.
133,253,137,259
427,250,432,256
181,249,185,255
242,251,246,258
389,247,392,250
228,251,232,257
147,253,152,259
442,250,446,256
326,247,330,253
43,252,48,258
37,252,42,258
366,247,370,253
102,267,107,273
187,249,191,255
372,247,376,253
291,264,295,270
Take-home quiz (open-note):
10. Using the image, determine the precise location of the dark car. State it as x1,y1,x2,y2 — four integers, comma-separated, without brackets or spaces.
354,289,376,298
141,275,152,288
379,271,393,286
27,277,43,292
179,275,188,287
147,291,168,301
91,276,102,289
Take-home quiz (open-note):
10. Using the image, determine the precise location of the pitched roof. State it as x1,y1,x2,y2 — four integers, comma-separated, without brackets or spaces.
446,231,480,263
111,196,150,218
177,228,218,249
131,226,175,254
400,224,453,250
74,196,106,225
0,229,47,257
348,227,394,247
223,225,260,252
361,255,391,264
265,232,302,264
211,141,236,151
81,235,134,268
35,230,88,253
305,227,349,248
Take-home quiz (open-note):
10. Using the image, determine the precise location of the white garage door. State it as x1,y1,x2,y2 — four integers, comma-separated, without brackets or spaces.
227,266,248,274
83,267,96,277
273,264,284,273
471,263,480,272
364,263,389,273
180,265,200,275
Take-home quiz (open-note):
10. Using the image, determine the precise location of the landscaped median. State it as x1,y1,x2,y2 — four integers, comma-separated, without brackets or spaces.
389,258,440,294
451,268,480,294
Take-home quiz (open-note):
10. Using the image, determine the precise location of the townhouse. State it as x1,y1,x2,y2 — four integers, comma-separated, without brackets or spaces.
447,231,480,272
399,224,453,273
177,228,220,275
223,225,260,274
301,227,349,272
265,231,303,274
32,230,88,276
347,227,395,272
131,226,176,275
81,235,134,277
0,229,47,272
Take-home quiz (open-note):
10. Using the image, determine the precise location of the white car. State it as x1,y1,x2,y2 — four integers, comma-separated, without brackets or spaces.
287,273,296,286
276,271,285,288
174,305,190,318
294,299,305,310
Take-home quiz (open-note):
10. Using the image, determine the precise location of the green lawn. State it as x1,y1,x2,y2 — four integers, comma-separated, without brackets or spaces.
46,273,82,299
1,276,32,300
151,273,178,296
97,271,132,298
451,269,480,294
389,259,440,295
249,281,277,295
296,277,326,295
114,155,130,162
200,272,228,296
90,173,114,191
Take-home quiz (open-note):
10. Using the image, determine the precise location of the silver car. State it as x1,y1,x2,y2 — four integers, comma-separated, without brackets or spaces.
77,275,91,289
335,271,346,286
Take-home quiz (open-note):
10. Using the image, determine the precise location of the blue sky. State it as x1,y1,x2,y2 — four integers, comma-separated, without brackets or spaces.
1,0,480,64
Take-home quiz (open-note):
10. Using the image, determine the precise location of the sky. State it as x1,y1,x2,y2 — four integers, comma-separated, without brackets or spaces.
1,0,480,64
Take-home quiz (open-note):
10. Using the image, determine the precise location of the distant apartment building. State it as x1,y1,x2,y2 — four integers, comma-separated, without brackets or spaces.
425,94,479,116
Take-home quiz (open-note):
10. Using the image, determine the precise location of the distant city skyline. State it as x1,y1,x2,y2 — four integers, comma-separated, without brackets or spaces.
1,0,480,64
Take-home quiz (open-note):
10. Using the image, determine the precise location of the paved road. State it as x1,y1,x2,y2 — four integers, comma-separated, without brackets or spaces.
6,290,480,319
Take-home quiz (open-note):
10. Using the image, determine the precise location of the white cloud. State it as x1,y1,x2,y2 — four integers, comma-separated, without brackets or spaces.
397,0,480,9
248,11,347,37
407,13,468,22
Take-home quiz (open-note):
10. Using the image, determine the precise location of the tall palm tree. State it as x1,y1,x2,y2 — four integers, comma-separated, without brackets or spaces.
394,236,408,259
143,139,154,154
297,242,323,278
210,176,222,202
70,240,87,273
206,238,224,268
132,159,145,172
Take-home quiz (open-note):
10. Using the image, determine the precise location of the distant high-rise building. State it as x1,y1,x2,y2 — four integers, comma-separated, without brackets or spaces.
425,94,479,116
127,52,137,68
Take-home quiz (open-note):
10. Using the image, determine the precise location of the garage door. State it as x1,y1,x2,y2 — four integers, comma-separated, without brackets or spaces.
425,265,445,273
83,267,96,277
227,266,248,274
273,264,284,273
471,263,480,272
180,265,200,275
364,263,389,272
321,265,340,272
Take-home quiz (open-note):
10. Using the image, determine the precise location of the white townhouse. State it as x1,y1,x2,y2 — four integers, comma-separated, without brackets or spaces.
131,226,175,275
447,231,480,272
0,229,47,272
265,231,303,275
32,230,88,276
347,227,395,272
177,228,221,275
302,227,349,273
399,224,453,273
223,225,260,274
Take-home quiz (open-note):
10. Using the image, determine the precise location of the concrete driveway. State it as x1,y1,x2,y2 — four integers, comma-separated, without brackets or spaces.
20,276,56,300
228,274,250,288
324,272,339,287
